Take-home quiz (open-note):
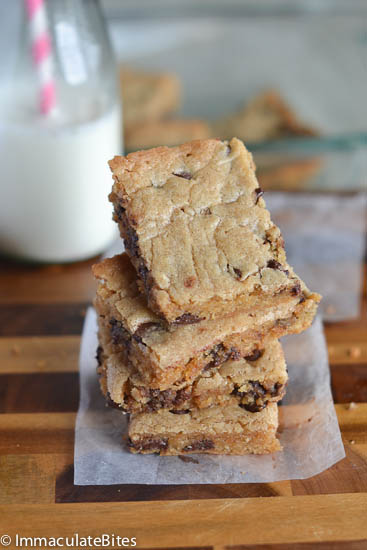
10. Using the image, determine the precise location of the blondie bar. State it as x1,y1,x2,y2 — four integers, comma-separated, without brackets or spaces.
93,253,317,390
109,138,320,324
212,90,318,143
125,119,211,151
97,319,287,414
128,400,281,455
120,67,180,127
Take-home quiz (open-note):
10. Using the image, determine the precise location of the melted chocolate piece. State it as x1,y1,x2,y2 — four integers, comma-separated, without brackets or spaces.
204,344,240,371
244,348,264,362
267,259,282,270
125,225,140,257
173,313,204,325
254,187,264,204
290,281,302,296
141,387,192,413
169,409,190,415
114,203,125,222
182,439,215,452
96,345,103,367
109,318,130,347
267,259,289,276
233,267,242,279
173,171,192,180
240,402,266,413
233,380,284,413
128,437,168,452
133,321,161,344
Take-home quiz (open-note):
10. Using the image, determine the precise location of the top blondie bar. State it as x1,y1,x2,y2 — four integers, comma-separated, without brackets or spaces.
109,137,319,324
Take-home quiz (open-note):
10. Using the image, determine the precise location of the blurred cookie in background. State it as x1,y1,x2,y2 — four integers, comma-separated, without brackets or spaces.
125,118,211,150
212,89,318,143
120,67,181,127
256,156,322,191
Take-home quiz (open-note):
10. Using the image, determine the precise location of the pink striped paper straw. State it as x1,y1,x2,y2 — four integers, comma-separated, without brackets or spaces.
24,0,55,115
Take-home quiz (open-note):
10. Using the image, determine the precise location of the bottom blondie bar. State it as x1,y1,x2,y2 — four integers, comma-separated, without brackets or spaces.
128,400,281,455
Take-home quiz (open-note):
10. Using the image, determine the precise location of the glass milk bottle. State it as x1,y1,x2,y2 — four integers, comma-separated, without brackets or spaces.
0,0,122,262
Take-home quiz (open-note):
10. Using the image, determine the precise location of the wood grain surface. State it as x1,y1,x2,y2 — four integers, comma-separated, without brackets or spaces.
0,249,366,549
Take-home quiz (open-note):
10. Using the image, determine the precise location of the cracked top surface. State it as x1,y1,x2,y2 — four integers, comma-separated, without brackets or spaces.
109,137,315,321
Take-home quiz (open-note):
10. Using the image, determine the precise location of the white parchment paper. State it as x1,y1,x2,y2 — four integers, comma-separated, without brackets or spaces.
74,312,345,485
266,192,367,322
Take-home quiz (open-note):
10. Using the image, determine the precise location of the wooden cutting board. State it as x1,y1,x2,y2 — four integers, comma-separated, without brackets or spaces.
0,255,366,549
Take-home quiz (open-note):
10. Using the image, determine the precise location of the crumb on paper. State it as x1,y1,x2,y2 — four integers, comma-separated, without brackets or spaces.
10,345,21,356
347,402,357,410
348,346,361,359
178,455,199,465
349,440,356,445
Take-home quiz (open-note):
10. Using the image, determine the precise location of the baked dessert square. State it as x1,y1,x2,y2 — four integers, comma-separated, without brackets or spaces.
127,400,281,455
120,67,180,127
93,253,317,390
212,89,318,143
125,118,211,151
97,319,288,414
109,137,321,324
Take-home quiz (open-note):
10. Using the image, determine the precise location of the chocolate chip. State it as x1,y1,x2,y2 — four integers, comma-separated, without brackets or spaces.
109,318,130,346
239,402,266,413
114,202,125,222
226,144,232,155
128,437,168,452
142,387,192,413
267,259,282,270
204,344,240,371
267,259,289,276
173,313,204,325
96,345,103,367
233,380,285,413
182,439,215,452
244,348,264,362
173,171,192,180
138,262,150,293
254,187,264,204
201,207,212,215
299,294,306,304
290,282,301,296
227,264,242,280
269,382,284,398
125,226,140,257
169,409,190,415
133,321,161,344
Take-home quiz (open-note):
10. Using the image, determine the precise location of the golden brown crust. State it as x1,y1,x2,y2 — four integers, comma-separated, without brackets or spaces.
128,401,281,455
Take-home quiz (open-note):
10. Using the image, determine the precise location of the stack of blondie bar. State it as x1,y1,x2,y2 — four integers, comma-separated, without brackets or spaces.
93,137,320,456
